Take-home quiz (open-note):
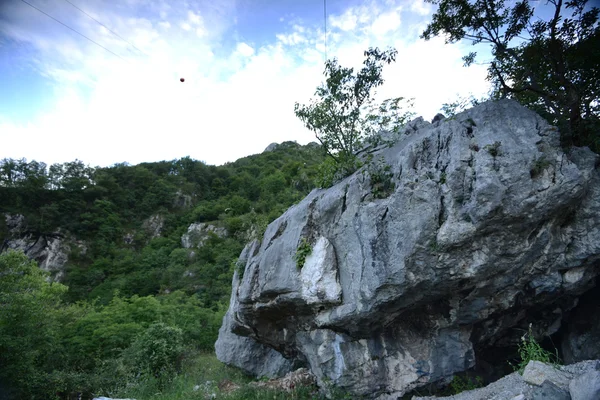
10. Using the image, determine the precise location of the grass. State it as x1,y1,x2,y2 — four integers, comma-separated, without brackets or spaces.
511,324,561,374
112,351,351,400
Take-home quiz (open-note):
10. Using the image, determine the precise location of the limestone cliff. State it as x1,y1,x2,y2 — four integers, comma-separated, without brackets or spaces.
215,100,600,398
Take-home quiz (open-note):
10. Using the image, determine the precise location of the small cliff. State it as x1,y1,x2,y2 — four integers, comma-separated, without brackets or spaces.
216,100,600,398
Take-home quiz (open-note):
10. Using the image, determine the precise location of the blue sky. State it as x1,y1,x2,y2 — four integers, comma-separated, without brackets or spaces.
0,0,506,167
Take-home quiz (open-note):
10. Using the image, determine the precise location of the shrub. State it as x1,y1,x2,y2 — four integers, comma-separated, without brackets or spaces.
294,237,313,269
125,322,184,388
366,157,395,199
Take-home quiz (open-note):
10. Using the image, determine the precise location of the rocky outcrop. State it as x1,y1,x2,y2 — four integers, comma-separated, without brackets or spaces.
413,360,600,400
2,214,84,281
181,222,227,249
215,241,296,378
142,214,164,239
216,100,600,398
264,143,280,152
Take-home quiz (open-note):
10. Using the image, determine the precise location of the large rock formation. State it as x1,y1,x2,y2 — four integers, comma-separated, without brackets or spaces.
1,214,84,281
215,100,600,398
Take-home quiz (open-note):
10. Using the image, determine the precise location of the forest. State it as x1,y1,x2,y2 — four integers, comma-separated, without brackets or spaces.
0,142,326,399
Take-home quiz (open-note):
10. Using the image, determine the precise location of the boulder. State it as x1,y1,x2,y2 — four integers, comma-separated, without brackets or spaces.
216,100,600,398
413,360,599,400
522,361,572,388
569,370,600,400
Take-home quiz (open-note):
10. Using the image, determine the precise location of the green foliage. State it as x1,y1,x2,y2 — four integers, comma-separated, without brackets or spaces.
315,156,362,188
0,142,331,398
0,250,75,399
449,375,484,394
294,237,313,269
366,157,396,199
423,0,600,152
530,156,552,178
511,324,561,374
125,322,184,387
295,48,414,179
440,172,447,184
484,141,502,158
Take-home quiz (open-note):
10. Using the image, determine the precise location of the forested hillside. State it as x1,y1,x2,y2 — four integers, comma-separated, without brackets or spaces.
0,141,325,399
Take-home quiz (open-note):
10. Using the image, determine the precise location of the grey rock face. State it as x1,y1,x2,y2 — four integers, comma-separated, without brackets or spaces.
2,213,83,281
431,113,446,124
413,360,598,400
531,380,570,400
216,100,600,397
181,223,227,249
264,142,279,152
523,361,572,388
569,370,600,400
215,241,295,378
142,214,165,239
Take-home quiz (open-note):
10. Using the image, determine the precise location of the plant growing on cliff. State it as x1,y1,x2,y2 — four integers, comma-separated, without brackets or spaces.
449,375,484,394
295,47,414,186
484,141,502,158
511,324,561,373
530,156,553,178
294,237,313,269
366,157,396,199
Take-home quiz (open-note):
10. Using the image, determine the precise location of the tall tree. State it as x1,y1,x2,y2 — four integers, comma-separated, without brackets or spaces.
294,48,414,175
422,0,599,151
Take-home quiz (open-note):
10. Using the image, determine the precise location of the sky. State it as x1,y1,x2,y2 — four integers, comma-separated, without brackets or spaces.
0,0,508,167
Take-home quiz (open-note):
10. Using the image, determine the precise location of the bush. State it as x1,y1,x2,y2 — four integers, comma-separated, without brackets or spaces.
125,322,184,388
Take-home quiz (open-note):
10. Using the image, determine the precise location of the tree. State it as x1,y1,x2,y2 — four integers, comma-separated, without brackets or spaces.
0,250,70,397
294,48,415,177
422,0,600,151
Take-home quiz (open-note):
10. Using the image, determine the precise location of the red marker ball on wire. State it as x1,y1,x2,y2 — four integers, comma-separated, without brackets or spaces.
180,77,185,82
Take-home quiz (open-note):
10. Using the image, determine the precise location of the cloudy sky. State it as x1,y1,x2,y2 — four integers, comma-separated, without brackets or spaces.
0,0,502,167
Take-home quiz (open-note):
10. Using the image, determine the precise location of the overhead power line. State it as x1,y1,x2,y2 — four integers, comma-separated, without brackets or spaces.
61,0,147,56
19,0,127,61
324,0,327,62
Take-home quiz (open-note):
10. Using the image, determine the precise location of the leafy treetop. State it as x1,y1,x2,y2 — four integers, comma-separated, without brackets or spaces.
294,48,414,174
422,0,599,151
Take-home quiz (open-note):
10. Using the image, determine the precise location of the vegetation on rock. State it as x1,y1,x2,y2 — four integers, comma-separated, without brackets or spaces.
295,47,415,187
423,0,600,152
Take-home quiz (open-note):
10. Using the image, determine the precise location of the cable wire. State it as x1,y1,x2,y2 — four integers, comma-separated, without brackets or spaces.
324,0,327,62
61,0,147,56
19,0,127,61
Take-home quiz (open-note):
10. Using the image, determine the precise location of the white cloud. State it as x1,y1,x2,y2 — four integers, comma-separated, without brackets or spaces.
188,11,202,25
0,0,493,167
410,0,432,16
236,42,254,57
329,10,358,31
370,10,401,36
276,32,307,46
